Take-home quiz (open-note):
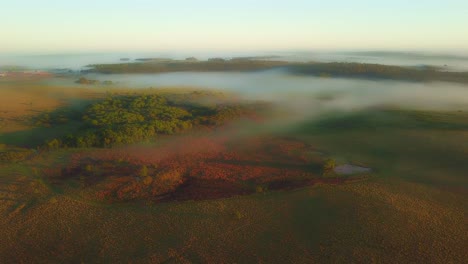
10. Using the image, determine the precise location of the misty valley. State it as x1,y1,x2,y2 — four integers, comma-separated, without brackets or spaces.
0,52,467,263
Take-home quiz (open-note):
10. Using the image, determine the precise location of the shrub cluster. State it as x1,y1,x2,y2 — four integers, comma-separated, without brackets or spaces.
37,94,263,149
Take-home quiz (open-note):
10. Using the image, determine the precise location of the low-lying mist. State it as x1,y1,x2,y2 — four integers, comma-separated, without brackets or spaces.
73,70,468,125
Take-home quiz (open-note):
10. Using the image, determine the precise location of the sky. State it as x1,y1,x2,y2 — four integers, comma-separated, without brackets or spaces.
1,0,468,53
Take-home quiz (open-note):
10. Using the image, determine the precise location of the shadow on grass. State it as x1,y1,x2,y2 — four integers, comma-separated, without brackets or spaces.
0,123,82,148
300,110,468,132
288,109,468,187
206,159,323,173
0,98,96,148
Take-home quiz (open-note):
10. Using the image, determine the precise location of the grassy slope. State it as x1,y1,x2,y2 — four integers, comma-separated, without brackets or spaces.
0,167,465,263
0,80,103,133
0,83,467,262
292,110,468,188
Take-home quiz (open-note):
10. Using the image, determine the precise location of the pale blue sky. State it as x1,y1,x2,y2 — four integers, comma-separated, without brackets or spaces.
1,0,467,53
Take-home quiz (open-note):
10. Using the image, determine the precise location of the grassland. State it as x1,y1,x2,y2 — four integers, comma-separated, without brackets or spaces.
0,159,465,263
290,109,468,187
0,80,467,263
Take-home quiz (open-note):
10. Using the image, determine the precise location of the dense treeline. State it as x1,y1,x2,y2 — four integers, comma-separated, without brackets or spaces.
87,60,468,83
86,59,289,74
64,95,190,147
35,94,265,149
75,77,113,85
289,62,468,83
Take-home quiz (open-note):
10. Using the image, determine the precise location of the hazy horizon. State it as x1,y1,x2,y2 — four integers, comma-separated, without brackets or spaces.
2,49,468,57
2,0,467,53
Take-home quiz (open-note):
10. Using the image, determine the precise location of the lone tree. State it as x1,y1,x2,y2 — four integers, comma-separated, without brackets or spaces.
322,158,336,175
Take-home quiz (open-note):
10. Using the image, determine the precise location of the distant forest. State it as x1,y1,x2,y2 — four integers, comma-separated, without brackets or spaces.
86,59,468,83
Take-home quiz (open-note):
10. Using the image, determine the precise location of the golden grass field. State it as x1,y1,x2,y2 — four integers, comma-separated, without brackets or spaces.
0,78,467,263
1,163,465,263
